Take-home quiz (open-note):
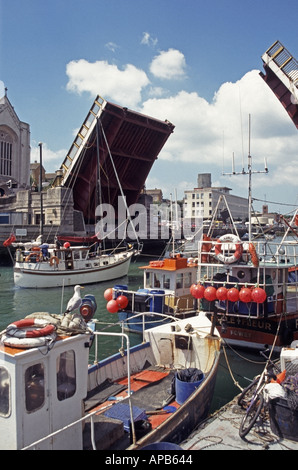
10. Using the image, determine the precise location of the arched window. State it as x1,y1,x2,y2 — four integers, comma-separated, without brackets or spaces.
0,131,12,176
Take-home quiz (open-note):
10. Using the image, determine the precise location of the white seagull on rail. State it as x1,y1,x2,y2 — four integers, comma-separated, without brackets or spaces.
64,285,84,315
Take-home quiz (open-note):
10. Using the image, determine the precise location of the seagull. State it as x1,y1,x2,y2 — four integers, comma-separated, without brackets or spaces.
64,285,84,315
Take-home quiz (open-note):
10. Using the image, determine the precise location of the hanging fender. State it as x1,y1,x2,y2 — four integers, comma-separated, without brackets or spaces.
249,243,259,267
215,234,243,264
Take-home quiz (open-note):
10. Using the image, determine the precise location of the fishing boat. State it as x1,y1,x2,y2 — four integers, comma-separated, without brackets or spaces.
0,296,221,450
12,237,138,289
188,129,298,353
104,254,198,333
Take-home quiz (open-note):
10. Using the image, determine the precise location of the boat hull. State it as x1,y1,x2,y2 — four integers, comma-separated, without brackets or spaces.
209,312,298,352
14,255,133,288
129,349,220,449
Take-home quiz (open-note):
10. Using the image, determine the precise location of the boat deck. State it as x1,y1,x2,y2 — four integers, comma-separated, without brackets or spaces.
83,366,180,450
181,395,298,451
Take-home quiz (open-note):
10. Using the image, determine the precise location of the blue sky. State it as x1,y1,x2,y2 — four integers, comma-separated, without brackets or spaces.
1,0,298,214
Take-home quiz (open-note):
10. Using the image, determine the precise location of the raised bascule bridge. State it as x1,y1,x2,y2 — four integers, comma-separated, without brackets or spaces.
54,97,174,226
260,40,298,129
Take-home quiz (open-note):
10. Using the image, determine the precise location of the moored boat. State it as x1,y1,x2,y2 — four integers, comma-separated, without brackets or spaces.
0,298,221,450
104,254,198,333
190,214,298,353
12,238,138,288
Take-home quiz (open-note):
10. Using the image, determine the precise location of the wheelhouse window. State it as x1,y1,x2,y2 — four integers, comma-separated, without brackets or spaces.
0,367,10,417
56,350,76,401
25,363,45,412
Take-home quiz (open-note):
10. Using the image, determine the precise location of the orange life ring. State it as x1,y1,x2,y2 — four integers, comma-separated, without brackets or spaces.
6,318,55,339
249,243,259,267
49,256,59,266
215,234,243,264
25,251,40,262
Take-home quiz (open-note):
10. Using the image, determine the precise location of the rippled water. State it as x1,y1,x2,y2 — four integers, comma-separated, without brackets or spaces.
0,255,265,413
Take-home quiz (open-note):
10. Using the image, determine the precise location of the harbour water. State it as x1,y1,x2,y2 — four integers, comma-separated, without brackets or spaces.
0,255,265,414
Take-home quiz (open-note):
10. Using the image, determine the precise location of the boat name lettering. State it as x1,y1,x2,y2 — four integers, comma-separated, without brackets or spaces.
225,316,272,331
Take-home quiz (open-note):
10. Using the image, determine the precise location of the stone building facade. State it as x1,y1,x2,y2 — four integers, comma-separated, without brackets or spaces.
0,90,30,196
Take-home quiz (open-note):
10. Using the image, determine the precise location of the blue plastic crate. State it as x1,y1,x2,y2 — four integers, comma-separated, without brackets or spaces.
104,403,147,432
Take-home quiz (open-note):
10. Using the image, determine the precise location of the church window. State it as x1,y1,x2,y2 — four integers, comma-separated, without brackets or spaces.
0,132,12,176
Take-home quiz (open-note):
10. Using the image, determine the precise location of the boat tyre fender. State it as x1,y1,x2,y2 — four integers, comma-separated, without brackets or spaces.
49,256,59,266
249,243,259,267
5,318,56,338
215,234,243,264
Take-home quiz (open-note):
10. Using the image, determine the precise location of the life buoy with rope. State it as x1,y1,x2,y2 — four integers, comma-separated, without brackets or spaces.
25,250,40,262
249,243,259,267
215,234,243,264
49,256,59,266
201,234,212,262
5,318,55,338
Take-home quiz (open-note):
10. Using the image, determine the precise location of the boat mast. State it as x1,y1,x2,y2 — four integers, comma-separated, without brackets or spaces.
223,115,268,242
38,142,44,242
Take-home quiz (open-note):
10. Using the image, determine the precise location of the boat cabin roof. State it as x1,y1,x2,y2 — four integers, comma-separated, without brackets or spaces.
140,256,197,272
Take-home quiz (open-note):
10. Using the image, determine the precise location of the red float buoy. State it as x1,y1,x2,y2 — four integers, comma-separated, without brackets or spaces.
251,287,267,303
239,287,252,303
106,299,119,313
117,295,129,309
204,286,217,301
104,288,113,301
227,287,239,302
216,286,228,301
191,284,205,299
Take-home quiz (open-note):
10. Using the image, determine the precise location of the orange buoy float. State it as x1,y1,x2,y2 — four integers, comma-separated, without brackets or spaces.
227,287,239,302
191,284,205,299
204,286,217,302
117,295,129,309
216,286,228,301
104,288,113,301
239,287,252,303
106,299,119,313
251,287,267,303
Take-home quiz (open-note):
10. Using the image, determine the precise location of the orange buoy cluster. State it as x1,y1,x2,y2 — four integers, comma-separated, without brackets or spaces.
190,283,267,303
104,288,129,313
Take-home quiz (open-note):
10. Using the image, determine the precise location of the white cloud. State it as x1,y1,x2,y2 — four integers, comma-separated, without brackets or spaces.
60,54,297,206
105,42,119,53
149,49,187,80
141,32,158,47
31,142,67,173
66,59,150,108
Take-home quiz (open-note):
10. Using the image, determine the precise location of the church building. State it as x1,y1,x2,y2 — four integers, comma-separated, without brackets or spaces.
0,89,30,196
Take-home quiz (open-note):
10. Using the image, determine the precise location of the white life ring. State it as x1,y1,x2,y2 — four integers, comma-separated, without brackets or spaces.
214,234,243,264
1,333,56,349
5,318,56,339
